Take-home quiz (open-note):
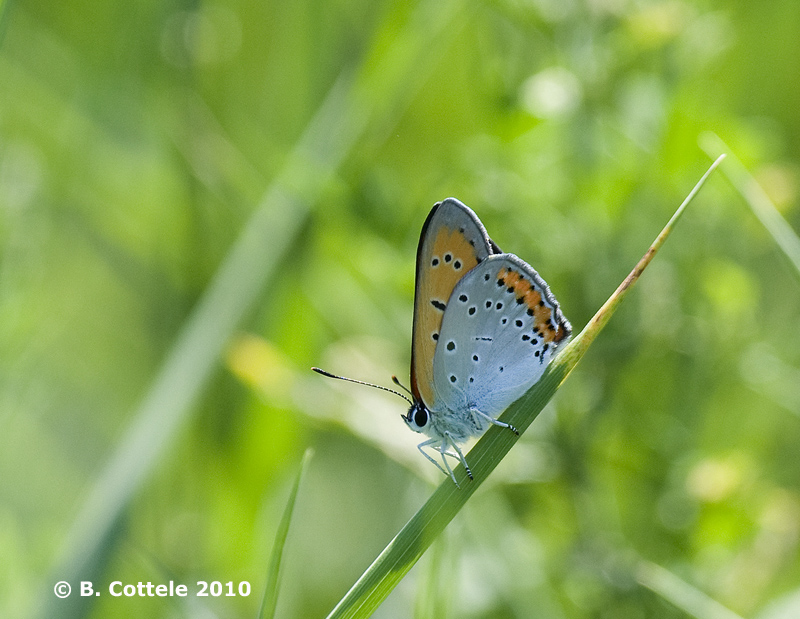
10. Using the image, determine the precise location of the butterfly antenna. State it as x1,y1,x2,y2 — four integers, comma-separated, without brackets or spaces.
312,367,413,405
391,376,413,397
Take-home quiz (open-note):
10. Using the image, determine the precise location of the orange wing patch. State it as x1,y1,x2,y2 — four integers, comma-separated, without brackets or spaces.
430,227,482,299
497,266,569,344
413,226,483,405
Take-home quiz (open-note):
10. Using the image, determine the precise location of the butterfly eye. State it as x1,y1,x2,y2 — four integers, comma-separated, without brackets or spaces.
414,408,429,428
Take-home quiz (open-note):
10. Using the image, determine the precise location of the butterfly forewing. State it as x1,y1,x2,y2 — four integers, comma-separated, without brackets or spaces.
431,254,571,416
410,199,497,407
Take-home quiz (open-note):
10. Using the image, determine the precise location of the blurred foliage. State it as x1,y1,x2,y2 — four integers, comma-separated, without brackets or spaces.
1,0,798,618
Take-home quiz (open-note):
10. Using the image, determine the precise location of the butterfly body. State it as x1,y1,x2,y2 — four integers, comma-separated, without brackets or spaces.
403,199,571,484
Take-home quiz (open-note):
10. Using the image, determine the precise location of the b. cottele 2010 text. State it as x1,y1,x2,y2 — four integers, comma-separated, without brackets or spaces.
77,580,251,597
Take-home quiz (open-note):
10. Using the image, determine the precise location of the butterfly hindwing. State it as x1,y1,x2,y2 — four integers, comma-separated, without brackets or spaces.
432,254,571,416
411,199,498,408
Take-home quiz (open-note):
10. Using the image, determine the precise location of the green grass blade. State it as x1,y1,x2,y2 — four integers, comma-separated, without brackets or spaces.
43,196,310,619
42,78,356,619
259,449,314,619
560,154,727,366
700,132,800,275
637,561,744,619
325,156,725,619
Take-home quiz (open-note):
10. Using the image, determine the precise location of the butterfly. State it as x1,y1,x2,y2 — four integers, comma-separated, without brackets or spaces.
314,198,571,486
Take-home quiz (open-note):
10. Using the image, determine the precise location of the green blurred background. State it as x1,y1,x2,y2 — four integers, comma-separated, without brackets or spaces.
1,0,799,617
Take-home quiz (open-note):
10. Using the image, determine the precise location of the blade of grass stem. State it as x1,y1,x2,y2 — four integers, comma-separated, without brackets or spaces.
637,561,744,619
43,180,310,619
559,154,726,368
326,156,725,619
42,75,357,619
259,449,314,619
700,132,800,275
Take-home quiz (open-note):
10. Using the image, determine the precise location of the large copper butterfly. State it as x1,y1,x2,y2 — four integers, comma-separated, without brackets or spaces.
315,198,571,486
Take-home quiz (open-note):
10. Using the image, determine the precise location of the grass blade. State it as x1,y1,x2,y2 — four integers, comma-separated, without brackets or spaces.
42,74,356,619
259,449,314,619
637,561,744,619
325,156,726,619
700,132,800,275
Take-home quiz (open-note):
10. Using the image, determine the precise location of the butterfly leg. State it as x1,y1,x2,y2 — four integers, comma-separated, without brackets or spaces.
417,438,452,480
472,410,520,436
439,448,460,488
417,436,471,487
444,431,473,482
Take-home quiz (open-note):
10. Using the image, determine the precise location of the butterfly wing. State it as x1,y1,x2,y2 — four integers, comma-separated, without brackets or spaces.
432,254,571,417
410,198,499,408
